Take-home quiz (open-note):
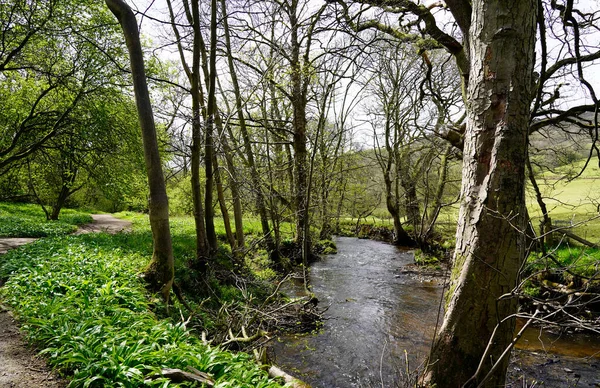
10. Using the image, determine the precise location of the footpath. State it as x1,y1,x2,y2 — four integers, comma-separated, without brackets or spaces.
0,214,131,388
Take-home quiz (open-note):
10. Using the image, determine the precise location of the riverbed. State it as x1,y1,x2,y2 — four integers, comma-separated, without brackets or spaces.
271,237,600,387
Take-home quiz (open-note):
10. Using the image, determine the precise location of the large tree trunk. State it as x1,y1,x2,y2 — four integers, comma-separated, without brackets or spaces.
425,0,537,386
105,0,174,301
288,2,310,263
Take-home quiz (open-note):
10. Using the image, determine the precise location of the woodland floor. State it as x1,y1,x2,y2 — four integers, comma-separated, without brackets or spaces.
0,214,131,388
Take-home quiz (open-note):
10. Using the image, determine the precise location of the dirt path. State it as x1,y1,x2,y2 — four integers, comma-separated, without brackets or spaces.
73,214,132,235
0,238,38,256
0,214,132,388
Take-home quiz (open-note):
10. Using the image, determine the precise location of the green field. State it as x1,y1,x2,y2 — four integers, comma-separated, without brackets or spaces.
527,159,600,243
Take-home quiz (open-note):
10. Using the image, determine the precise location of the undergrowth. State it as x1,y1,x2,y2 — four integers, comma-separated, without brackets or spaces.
0,202,92,237
0,234,284,387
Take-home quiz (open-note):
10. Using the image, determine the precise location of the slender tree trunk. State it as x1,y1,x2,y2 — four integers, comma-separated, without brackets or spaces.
203,0,218,255
421,143,452,241
105,0,174,301
289,1,310,260
384,179,413,246
425,1,537,386
213,154,237,254
222,0,276,259
167,0,210,265
527,154,551,250
400,167,420,237
50,161,79,221
218,127,245,255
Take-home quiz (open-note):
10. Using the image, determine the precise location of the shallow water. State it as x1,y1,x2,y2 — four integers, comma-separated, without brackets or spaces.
271,237,600,387
272,237,442,387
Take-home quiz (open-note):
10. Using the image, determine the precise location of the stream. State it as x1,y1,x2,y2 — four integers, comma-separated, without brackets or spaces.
271,237,600,387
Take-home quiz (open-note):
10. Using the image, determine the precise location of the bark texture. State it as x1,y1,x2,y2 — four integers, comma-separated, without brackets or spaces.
105,0,174,300
425,0,537,386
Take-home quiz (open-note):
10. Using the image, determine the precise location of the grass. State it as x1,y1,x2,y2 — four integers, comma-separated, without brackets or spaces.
0,202,93,237
0,231,284,387
527,159,600,242
525,244,600,279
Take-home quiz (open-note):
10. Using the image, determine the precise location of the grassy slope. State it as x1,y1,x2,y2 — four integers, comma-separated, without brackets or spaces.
0,207,285,388
527,159,600,241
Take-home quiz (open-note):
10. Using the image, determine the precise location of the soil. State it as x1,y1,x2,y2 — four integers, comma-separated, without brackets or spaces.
0,214,132,388
0,238,38,255
73,214,132,235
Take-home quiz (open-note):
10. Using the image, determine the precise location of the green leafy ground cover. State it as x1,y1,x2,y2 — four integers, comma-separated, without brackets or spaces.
0,202,93,237
0,231,284,387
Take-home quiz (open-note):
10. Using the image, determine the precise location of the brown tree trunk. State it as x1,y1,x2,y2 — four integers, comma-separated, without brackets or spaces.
286,0,313,263
425,0,537,386
189,0,211,265
218,127,245,256
213,154,236,254
399,166,420,238
105,0,174,301
222,0,276,259
386,192,413,246
203,0,218,255
167,0,210,265
421,143,452,242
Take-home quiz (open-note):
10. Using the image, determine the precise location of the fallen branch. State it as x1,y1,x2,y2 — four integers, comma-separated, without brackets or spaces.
552,227,598,248
147,368,215,386
222,326,268,347
268,364,310,388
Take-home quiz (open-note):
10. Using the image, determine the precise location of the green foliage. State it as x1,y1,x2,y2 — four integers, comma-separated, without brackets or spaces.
314,239,337,255
245,250,277,281
166,177,195,216
0,234,283,387
526,245,600,279
413,249,440,266
521,279,540,298
0,202,92,237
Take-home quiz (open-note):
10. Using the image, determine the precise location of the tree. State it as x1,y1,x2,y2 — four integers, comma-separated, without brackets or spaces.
425,1,537,385
105,0,174,302
367,42,420,246
164,0,211,265
221,0,274,260
366,43,461,247
0,0,125,175
334,0,537,385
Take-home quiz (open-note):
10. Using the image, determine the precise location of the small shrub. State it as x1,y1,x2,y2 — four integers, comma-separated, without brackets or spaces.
414,249,440,266
314,239,337,255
